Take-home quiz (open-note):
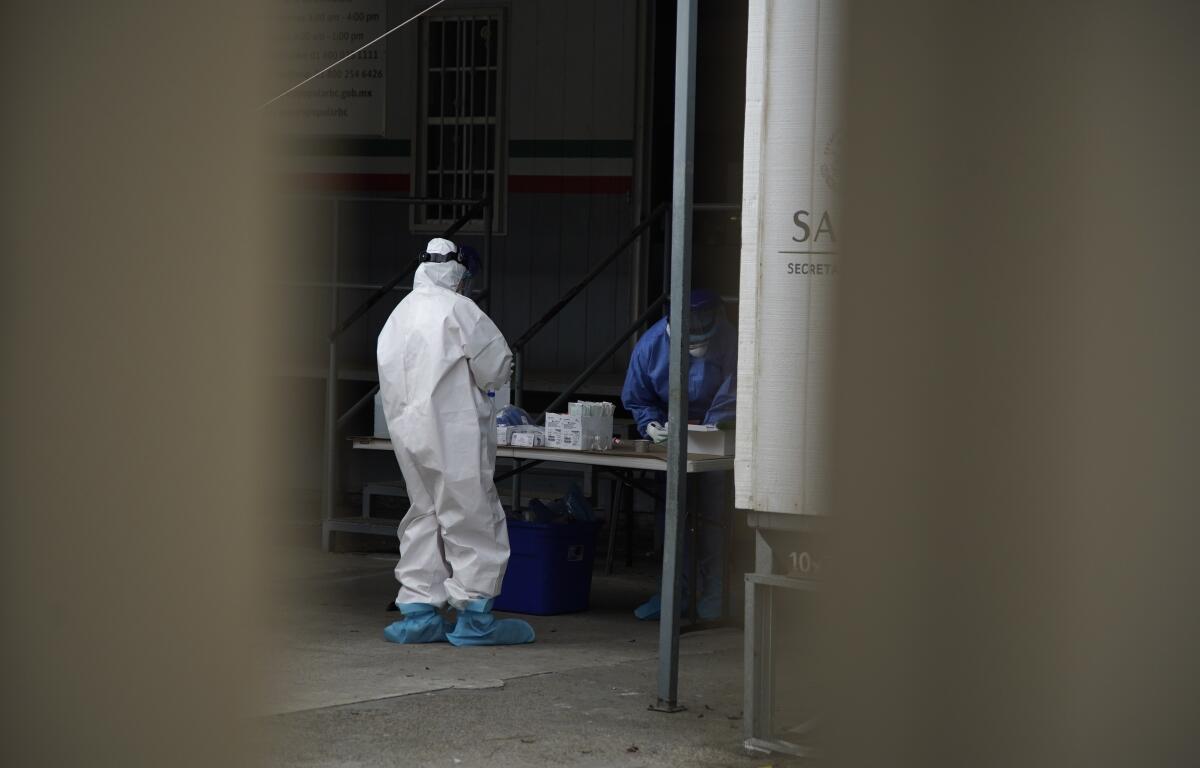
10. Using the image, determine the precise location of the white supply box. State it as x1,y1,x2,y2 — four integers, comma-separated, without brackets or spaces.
688,424,734,457
735,0,842,515
545,412,614,451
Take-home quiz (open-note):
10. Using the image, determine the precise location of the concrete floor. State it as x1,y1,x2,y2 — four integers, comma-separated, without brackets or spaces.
261,550,801,767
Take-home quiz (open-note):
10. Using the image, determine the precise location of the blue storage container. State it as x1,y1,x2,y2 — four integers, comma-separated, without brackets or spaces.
494,519,602,615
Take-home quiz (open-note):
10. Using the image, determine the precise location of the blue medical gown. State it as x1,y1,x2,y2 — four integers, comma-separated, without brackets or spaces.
621,316,737,437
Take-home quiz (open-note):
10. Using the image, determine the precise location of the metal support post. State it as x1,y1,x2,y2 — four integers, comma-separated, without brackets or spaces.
661,213,672,307
745,528,774,739
624,473,634,567
689,488,700,623
654,0,697,714
510,347,523,514
321,201,341,551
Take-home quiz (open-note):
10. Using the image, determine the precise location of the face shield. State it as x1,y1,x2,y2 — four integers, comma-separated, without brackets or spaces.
456,245,482,296
420,241,482,296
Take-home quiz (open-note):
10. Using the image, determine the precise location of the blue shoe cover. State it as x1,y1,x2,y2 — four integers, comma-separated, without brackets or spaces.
446,598,535,646
634,593,662,621
634,592,720,621
695,593,723,622
383,603,451,644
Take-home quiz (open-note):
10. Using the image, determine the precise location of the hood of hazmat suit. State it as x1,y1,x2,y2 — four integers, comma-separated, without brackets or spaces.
376,260,514,610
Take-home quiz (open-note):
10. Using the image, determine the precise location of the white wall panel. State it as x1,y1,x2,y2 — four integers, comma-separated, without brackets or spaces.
735,0,842,514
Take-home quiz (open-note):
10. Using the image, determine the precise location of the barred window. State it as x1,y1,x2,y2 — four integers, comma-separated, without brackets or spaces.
416,12,504,231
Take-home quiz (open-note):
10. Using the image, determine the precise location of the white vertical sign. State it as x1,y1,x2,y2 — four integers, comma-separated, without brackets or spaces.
735,0,842,515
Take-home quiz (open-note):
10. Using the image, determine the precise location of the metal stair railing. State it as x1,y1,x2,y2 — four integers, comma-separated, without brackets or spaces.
494,293,665,490
509,200,669,408
500,201,743,501
502,202,671,509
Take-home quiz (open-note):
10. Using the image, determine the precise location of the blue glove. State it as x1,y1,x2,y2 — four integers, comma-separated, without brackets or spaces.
383,603,453,644
446,598,535,646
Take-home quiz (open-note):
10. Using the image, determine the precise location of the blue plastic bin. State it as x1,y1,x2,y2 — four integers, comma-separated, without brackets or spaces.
494,519,602,615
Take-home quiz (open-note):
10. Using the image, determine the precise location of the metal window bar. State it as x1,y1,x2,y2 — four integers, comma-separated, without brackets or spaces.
453,19,463,221
438,20,447,222
463,19,471,222
422,13,500,229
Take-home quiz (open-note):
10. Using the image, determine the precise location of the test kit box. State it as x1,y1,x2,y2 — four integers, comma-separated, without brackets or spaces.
510,430,544,448
544,412,613,451
498,425,545,447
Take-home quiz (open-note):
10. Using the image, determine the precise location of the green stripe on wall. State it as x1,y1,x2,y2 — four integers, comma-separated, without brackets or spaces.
508,139,633,159
280,137,411,157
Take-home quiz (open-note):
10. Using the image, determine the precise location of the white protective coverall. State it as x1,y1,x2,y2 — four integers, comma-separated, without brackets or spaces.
376,259,513,609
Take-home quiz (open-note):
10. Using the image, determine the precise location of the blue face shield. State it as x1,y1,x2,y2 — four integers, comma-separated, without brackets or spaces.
688,289,722,343
666,289,723,355
457,246,482,295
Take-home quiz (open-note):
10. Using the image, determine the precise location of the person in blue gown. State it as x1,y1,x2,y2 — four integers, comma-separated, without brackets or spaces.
621,289,736,620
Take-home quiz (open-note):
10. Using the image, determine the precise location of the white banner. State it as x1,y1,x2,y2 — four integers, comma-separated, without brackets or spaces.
735,0,842,515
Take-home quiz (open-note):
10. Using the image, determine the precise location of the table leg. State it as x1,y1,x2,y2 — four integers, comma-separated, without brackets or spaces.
605,474,621,575
689,487,699,623
624,472,635,567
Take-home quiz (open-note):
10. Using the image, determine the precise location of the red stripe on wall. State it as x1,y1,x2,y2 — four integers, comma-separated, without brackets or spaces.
507,175,632,194
283,173,411,192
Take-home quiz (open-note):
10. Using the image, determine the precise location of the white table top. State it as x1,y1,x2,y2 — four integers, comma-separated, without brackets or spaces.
351,437,733,473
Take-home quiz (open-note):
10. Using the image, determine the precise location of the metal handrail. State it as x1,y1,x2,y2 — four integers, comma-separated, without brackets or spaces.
503,203,668,511
510,201,669,352
535,293,666,423
502,292,666,513
330,195,490,341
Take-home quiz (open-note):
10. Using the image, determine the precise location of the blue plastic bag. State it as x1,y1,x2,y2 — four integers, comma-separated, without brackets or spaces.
496,405,532,427
564,484,595,522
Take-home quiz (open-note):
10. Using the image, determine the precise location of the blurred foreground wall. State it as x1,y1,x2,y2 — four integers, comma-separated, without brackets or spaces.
825,2,1200,766
1,4,276,766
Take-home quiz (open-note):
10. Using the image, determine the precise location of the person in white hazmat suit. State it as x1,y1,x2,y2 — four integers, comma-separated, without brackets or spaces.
376,237,534,646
